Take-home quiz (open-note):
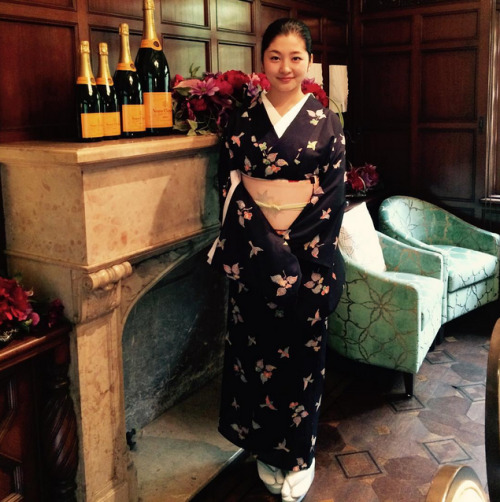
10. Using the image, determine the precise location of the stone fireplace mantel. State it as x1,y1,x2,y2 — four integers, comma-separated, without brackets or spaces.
0,134,221,502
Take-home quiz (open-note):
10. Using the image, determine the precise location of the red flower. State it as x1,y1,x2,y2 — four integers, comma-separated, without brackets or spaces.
359,163,379,188
222,70,250,92
0,277,31,324
346,169,365,192
173,69,277,135
214,78,234,96
302,80,329,107
250,73,271,92
191,97,208,112
346,163,380,192
172,74,185,87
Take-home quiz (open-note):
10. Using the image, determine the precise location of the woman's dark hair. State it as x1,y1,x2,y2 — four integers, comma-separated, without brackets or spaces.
261,18,312,61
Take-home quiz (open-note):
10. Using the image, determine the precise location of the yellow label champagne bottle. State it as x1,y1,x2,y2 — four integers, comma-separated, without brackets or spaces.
96,42,121,139
76,41,103,142
114,23,145,137
135,0,173,135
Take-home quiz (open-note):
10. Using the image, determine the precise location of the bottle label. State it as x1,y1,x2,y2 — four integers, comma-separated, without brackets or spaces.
96,76,114,86
103,111,121,137
140,39,162,50
122,104,146,132
77,76,96,85
116,62,137,71
81,112,103,138
144,92,173,128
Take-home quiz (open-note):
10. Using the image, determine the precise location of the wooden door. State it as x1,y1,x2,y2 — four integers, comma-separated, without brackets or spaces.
349,0,496,226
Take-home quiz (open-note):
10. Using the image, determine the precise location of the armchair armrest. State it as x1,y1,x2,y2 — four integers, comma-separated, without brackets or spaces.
341,252,418,305
341,249,439,307
378,232,443,280
446,216,500,256
333,248,445,374
379,196,500,256
379,219,439,253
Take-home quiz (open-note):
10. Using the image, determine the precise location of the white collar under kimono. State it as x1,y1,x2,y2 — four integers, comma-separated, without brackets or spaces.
261,92,310,138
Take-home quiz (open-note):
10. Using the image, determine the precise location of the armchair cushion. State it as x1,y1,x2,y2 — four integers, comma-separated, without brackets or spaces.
434,245,498,292
339,202,386,273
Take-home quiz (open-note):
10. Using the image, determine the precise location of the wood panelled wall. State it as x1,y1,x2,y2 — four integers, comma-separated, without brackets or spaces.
0,0,347,144
1,0,499,230
349,0,499,228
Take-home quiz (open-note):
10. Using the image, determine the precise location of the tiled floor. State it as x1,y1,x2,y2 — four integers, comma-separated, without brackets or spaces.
191,303,498,501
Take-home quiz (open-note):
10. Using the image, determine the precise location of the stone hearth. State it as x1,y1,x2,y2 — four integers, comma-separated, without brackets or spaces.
0,135,225,501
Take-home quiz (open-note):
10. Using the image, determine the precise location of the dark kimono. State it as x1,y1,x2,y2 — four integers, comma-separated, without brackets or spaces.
210,92,346,472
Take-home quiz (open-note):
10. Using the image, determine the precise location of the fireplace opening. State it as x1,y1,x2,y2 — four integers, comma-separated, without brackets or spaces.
122,247,242,501
122,248,227,434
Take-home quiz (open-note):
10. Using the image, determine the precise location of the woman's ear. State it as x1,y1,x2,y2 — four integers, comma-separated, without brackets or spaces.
308,53,314,71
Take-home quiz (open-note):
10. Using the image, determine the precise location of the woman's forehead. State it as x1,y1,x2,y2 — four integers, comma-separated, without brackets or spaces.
265,33,307,52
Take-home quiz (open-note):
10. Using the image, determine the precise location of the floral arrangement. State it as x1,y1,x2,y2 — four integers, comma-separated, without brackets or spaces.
172,66,331,136
345,162,380,195
0,276,64,344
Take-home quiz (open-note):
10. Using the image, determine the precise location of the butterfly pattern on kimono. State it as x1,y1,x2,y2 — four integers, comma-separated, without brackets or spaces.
211,93,346,472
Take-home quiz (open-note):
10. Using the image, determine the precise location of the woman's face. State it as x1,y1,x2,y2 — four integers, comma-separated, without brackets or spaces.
262,33,311,97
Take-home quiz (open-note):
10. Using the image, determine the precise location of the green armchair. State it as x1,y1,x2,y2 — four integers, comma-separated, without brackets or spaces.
379,196,500,323
327,203,444,396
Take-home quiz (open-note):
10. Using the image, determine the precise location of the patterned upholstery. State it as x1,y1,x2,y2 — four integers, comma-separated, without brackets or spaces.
379,196,500,323
328,229,444,386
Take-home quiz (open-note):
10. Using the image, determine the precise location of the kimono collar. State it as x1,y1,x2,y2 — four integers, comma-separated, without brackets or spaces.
261,92,311,138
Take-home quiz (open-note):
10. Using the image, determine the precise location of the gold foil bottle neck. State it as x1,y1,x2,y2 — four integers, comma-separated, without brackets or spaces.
141,0,159,44
80,41,90,54
97,43,113,85
98,42,109,56
117,22,136,70
119,23,130,36
77,41,96,85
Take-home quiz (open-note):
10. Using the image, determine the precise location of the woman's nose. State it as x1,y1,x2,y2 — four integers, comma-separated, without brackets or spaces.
279,61,291,73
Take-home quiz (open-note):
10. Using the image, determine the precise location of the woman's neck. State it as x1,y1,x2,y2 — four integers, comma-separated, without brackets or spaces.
265,89,306,116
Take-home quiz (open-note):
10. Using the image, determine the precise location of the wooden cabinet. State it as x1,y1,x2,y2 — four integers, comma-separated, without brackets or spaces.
0,324,78,502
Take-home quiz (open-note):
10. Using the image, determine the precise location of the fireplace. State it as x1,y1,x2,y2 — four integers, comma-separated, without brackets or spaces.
0,135,224,501
122,248,226,433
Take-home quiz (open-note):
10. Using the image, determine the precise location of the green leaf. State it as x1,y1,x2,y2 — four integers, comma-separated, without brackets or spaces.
189,64,201,78
174,87,191,97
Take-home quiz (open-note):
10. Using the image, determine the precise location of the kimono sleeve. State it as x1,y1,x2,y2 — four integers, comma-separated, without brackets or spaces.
217,129,232,221
209,181,303,309
287,112,346,269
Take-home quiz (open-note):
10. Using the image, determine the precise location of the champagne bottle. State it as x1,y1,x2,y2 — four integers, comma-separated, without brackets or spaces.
114,23,145,138
76,41,103,142
135,0,173,135
96,42,121,140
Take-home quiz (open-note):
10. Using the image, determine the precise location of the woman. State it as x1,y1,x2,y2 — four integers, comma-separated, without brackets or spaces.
209,18,346,502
